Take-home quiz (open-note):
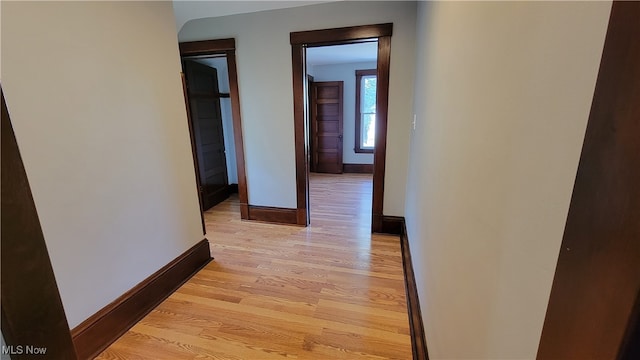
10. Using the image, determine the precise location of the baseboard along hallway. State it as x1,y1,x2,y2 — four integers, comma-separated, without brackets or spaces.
96,173,413,359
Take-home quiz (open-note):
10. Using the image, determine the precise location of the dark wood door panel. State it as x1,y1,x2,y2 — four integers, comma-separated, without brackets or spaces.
317,103,340,116
184,60,230,210
311,81,343,174
189,71,217,93
180,40,249,221
194,99,221,119
317,85,340,99
318,121,339,133
318,136,340,149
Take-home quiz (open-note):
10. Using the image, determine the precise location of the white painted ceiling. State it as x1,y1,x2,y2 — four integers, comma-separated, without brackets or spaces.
306,42,378,66
172,1,339,32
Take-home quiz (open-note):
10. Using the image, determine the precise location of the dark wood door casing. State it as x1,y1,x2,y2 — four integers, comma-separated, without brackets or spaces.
291,23,393,229
307,74,315,173
311,81,344,174
179,39,250,220
537,2,640,359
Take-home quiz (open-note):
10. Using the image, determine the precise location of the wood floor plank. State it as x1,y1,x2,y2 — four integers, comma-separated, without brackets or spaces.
304,328,410,360
313,298,410,334
96,173,412,359
133,324,285,360
271,258,405,281
238,294,317,317
318,285,409,314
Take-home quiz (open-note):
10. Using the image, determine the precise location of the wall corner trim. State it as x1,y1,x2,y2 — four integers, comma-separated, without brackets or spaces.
71,239,212,359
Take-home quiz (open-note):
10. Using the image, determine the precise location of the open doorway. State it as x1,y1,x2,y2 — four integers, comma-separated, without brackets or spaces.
307,42,378,174
290,24,393,232
305,42,378,228
182,56,237,211
179,39,249,232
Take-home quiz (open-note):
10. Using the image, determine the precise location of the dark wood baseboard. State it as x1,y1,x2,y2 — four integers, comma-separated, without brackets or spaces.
382,215,404,235
400,221,429,360
374,215,404,235
343,163,374,174
373,214,429,358
372,213,383,233
71,239,212,359
247,205,300,225
229,183,239,194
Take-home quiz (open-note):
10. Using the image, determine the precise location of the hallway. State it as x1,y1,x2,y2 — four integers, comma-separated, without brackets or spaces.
97,173,411,359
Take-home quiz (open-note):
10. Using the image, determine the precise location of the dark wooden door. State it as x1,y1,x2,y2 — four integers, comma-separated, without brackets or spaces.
537,2,640,359
184,60,229,211
311,81,343,174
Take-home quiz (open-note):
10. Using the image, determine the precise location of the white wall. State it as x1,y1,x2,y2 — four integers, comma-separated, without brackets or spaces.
306,65,316,78
179,1,416,214
405,1,611,359
311,61,377,165
196,57,239,184
2,1,203,328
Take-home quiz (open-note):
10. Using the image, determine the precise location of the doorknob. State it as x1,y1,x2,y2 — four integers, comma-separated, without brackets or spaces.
338,135,343,140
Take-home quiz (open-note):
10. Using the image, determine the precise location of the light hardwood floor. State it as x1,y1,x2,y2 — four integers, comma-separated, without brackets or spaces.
97,173,412,359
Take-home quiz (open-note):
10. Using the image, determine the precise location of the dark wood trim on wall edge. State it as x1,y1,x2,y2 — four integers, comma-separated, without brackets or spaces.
537,2,640,358
371,36,392,233
71,239,212,360
342,163,374,174
296,208,307,226
291,24,393,232
180,72,206,235
240,203,249,219
179,38,236,56
400,220,430,360
247,205,302,226
290,23,393,45
224,50,249,220
291,43,309,226
2,86,79,359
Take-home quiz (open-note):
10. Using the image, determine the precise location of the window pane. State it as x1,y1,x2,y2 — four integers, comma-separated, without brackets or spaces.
362,113,376,148
361,76,377,113
356,71,377,152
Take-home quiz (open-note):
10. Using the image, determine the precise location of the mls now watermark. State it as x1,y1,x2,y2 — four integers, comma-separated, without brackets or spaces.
2,345,47,356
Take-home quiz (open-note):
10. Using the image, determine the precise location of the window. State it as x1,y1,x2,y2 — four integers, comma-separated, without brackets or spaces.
355,69,377,153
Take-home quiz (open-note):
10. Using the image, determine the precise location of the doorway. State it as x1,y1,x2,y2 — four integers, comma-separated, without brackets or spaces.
182,58,234,211
179,39,249,231
305,42,378,227
290,24,392,232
